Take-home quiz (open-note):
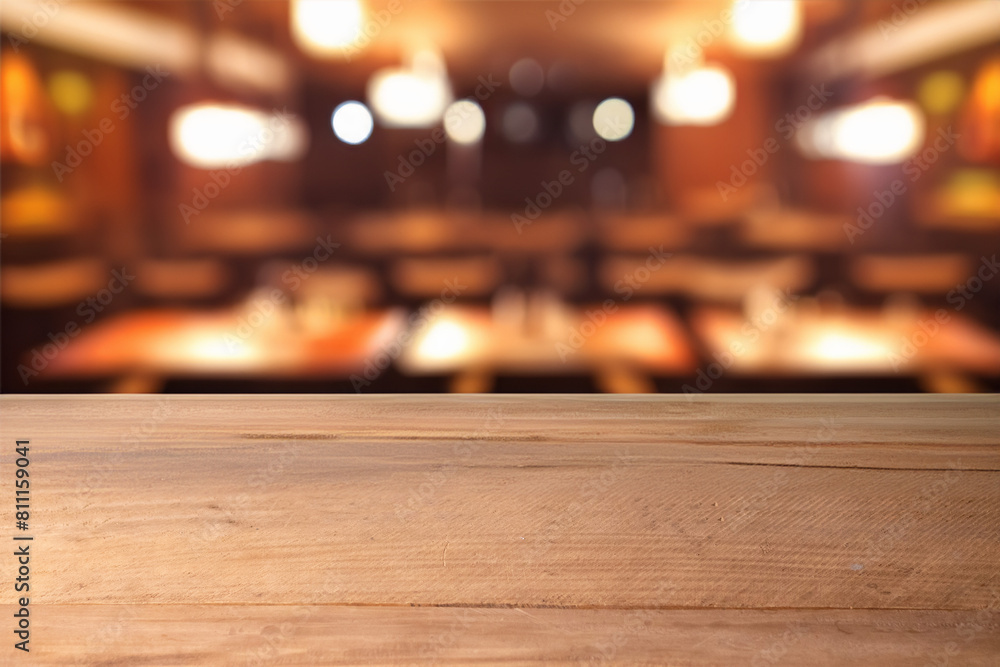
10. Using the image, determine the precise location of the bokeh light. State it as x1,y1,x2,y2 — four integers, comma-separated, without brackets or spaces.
651,65,735,126
730,0,802,57
48,70,93,116
332,101,374,145
502,102,541,143
509,58,545,97
290,0,364,56
444,99,486,145
592,97,634,141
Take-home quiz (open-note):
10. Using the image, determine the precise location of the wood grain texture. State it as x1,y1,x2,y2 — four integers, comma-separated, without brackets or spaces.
12,607,1000,666
1,395,998,664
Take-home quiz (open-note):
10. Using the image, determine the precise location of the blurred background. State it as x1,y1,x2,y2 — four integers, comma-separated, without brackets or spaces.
1,0,998,394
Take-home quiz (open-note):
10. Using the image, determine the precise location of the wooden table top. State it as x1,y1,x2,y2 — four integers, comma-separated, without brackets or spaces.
38,307,406,380
1,394,997,664
693,306,1000,376
397,303,696,375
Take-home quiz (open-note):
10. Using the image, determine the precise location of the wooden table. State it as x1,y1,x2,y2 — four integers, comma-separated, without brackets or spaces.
1,395,997,664
692,306,1000,376
35,308,405,382
396,304,696,392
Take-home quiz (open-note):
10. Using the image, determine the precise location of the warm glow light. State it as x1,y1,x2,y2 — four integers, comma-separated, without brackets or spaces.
918,71,964,116
417,320,470,361
592,97,634,141
833,100,924,163
189,337,259,363
730,0,802,57
48,70,93,116
796,98,925,164
206,32,294,96
367,51,452,128
169,104,307,169
291,0,363,56
331,101,374,144
444,99,486,145
811,332,890,363
651,65,735,126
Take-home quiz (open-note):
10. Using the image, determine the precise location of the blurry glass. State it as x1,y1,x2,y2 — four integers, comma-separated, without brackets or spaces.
509,58,545,97
502,102,540,143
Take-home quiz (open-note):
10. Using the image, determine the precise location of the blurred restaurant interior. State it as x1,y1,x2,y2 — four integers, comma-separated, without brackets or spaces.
1,0,999,394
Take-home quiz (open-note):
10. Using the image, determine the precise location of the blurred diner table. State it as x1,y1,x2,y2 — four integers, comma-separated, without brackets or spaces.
397,299,696,392
36,305,406,386
691,303,1000,378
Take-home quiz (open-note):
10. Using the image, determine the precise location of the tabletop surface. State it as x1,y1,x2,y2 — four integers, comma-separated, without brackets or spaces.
39,307,405,379
1,394,997,664
398,303,696,375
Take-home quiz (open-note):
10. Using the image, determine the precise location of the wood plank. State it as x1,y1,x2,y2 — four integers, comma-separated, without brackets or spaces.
9,606,1000,666
0,395,997,663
